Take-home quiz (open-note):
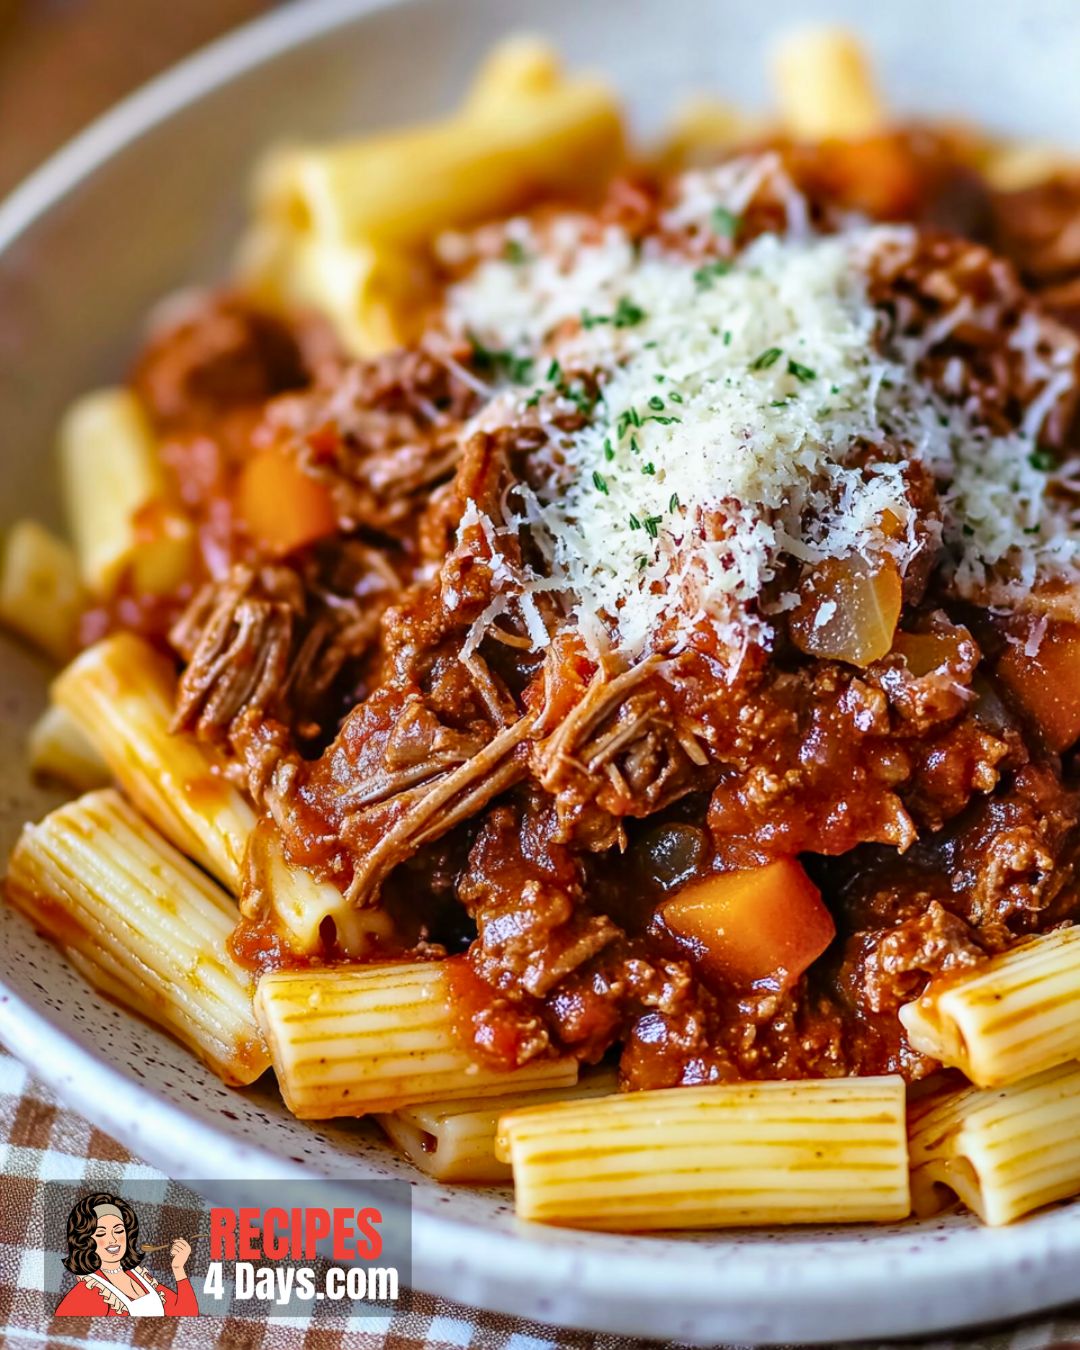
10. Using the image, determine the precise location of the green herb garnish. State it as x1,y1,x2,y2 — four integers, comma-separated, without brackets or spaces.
711,206,740,238
694,259,732,290
613,296,646,328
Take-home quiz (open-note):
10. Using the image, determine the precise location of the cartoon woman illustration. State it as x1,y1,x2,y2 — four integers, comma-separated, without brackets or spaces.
55,1192,199,1317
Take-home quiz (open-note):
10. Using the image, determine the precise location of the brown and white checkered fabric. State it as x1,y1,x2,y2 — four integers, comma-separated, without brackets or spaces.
2,1049,1080,1350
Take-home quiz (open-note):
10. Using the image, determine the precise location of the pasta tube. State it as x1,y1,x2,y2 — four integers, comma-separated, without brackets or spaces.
239,222,430,356
0,519,85,663
52,633,256,892
265,79,623,249
58,389,165,597
900,927,1080,1088
376,1069,619,1184
658,97,767,170
247,823,394,958
909,1062,1080,1226
771,28,883,140
495,1076,910,1230
462,36,563,112
27,704,111,793
254,963,577,1119
6,789,268,1085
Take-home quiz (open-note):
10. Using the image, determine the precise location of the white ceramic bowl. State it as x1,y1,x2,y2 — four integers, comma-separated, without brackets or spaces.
3,1,1080,1341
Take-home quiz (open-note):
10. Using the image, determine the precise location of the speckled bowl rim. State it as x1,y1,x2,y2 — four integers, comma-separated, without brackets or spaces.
3,1,1080,1342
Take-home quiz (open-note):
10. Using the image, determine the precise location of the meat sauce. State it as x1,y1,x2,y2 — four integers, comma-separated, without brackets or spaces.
103,135,1080,1092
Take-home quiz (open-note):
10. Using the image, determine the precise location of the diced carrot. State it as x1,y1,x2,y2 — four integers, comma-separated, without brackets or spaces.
997,620,1080,752
789,553,902,667
237,449,337,556
657,858,836,990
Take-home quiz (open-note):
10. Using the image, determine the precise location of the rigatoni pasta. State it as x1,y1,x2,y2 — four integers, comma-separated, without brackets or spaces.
909,1063,1080,1226
771,27,883,139
5,789,268,1085
264,77,623,250
7,27,1080,1240
0,519,85,663
27,704,111,793
254,963,578,1118
900,927,1080,1088
58,388,166,597
239,224,430,356
495,1076,911,1229
52,632,256,892
376,1069,619,1183
462,37,563,112
246,824,394,958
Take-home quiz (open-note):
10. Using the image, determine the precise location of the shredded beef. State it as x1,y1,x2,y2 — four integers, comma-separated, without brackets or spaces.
122,154,1080,1093
171,543,397,749
253,339,486,539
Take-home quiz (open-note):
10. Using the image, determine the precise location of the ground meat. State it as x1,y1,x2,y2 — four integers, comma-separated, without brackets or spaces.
700,632,1016,865
829,761,1080,996
837,900,986,1016
132,292,317,435
994,175,1080,292
460,802,619,1000
133,157,1080,1096
869,229,1080,447
936,763,1080,938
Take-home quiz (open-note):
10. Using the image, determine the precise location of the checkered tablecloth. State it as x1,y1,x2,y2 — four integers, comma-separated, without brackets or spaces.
3,1048,1080,1350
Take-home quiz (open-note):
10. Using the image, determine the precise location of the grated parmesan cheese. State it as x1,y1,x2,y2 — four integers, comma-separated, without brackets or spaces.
441,158,1080,664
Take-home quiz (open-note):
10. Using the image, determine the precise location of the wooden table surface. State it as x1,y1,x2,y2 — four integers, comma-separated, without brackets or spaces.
0,0,276,197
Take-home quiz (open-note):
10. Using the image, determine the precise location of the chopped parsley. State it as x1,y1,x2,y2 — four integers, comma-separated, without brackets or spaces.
694,259,732,290
751,347,783,371
616,407,643,438
582,296,647,330
468,335,532,384
1029,446,1057,472
711,205,740,238
613,296,646,328
592,471,609,495
787,359,817,382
